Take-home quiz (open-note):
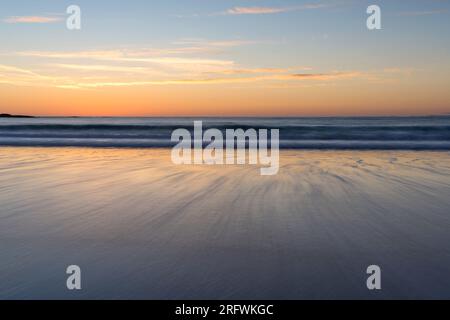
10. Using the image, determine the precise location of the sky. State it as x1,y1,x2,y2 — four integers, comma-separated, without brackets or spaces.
0,0,450,116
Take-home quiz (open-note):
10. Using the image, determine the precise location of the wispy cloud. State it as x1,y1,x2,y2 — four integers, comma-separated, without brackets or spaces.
173,2,335,18
397,9,448,17
17,50,235,66
8,42,260,81
226,7,290,15
172,38,258,48
50,64,153,74
0,64,69,87
1,41,396,90
206,68,291,75
1,61,369,90
222,3,330,16
19,39,254,60
55,71,368,89
3,15,63,24
291,72,362,80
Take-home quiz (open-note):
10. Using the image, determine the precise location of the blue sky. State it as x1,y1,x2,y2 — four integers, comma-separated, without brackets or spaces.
2,0,449,68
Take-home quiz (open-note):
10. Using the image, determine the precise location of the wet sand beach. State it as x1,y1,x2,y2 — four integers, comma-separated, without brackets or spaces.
1,148,450,299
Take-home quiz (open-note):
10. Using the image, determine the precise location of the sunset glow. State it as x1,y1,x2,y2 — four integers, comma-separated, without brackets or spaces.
1,0,449,116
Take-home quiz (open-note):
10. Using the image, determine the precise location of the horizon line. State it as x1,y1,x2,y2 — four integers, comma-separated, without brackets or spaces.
2,113,450,119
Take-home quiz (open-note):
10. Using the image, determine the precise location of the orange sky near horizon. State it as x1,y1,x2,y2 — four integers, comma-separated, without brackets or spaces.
1,75,449,117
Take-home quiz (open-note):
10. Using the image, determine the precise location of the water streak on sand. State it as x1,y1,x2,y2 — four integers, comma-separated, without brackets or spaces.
1,148,450,299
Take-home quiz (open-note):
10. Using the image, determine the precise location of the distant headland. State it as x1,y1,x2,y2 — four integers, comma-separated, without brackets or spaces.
0,113,35,118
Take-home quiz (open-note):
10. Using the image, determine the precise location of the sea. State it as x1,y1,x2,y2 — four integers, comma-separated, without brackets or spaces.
1,116,450,149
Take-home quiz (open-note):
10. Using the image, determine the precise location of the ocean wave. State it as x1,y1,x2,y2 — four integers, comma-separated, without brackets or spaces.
1,117,450,150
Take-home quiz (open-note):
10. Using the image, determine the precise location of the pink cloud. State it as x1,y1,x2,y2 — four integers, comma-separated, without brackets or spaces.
226,7,289,15
224,4,329,15
4,16,63,24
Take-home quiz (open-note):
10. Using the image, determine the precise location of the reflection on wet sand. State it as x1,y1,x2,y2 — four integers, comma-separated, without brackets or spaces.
1,148,450,299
